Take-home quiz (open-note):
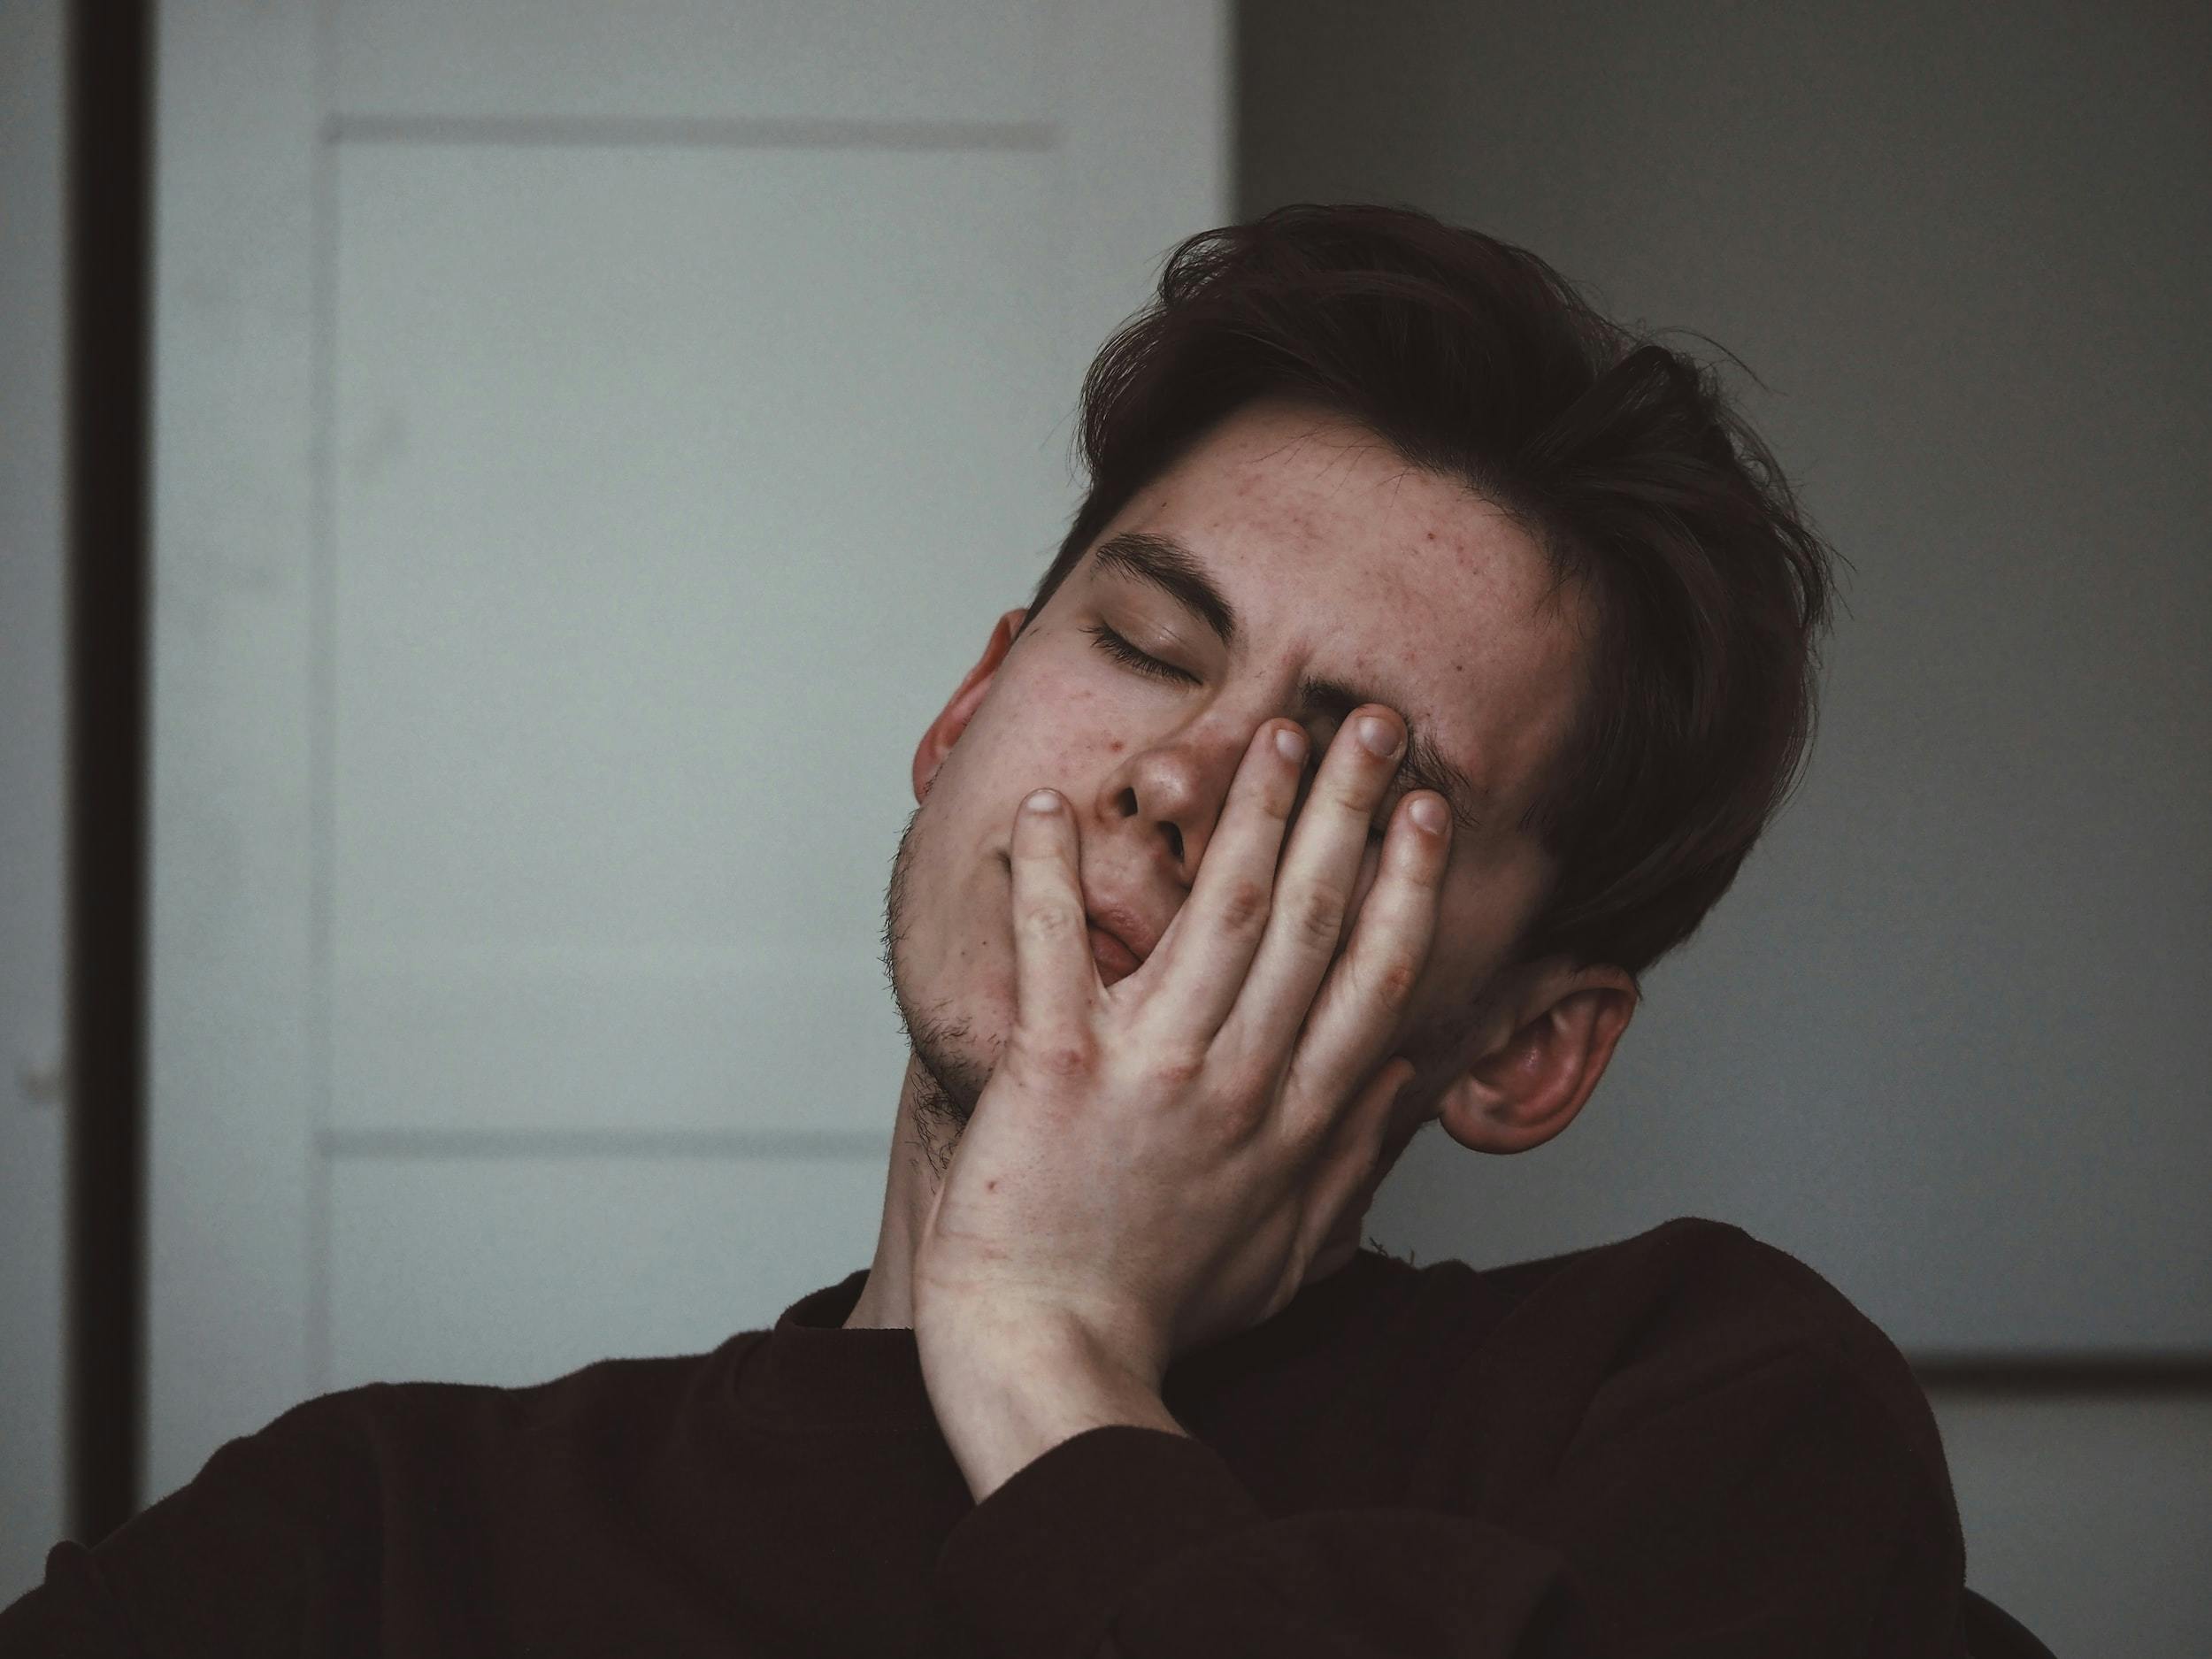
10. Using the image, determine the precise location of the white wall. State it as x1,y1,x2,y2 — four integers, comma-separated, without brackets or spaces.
1935,1392,2212,1657
0,0,72,1606
1240,3,2209,1652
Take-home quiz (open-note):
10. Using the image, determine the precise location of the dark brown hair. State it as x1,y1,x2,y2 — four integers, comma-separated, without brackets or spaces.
1022,203,1839,986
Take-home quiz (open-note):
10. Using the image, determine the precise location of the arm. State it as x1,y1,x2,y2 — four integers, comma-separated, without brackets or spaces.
0,1546,144,1656
929,1345,1958,1658
0,1404,375,1659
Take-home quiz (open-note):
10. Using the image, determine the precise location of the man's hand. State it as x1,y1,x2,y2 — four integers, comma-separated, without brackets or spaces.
912,707,1452,1497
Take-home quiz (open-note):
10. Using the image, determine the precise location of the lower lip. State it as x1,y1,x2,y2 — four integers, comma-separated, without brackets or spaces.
1087,925,1141,983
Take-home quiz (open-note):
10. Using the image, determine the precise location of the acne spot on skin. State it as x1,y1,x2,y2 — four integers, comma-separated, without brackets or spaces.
1106,740,1125,754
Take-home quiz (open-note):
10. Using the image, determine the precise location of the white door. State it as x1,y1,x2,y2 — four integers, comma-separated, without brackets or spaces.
149,0,1226,1502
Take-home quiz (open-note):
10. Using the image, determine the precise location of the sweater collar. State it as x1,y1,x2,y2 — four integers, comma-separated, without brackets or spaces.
735,1267,938,1430
733,1248,1408,1432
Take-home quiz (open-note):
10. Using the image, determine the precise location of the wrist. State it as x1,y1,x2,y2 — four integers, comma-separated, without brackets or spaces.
917,1299,1185,1501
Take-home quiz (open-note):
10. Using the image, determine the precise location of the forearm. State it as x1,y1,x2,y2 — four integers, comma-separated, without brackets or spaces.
921,1309,1188,1502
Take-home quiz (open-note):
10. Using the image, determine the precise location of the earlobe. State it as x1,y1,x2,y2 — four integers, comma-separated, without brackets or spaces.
1432,965,1638,1155
912,607,1029,803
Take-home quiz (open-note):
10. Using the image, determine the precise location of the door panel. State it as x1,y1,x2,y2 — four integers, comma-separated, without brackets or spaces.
329,142,1069,1136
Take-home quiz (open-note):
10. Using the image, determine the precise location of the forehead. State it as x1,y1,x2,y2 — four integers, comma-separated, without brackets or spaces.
1081,399,1592,823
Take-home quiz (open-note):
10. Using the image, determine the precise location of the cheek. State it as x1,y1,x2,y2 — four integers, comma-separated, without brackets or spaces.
991,659,1118,757
965,675,1134,822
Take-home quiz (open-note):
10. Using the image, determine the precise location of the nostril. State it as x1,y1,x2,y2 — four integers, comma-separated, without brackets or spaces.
1162,822,1185,865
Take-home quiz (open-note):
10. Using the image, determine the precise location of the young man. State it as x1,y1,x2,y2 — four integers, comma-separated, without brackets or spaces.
2,205,1966,1655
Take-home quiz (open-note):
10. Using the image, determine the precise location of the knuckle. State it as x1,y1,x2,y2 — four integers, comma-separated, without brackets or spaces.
1020,1035,1097,1080
1146,1043,1207,1090
1215,875,1271,933
1020,901,1084,943
1212,1088,1271,1141
1288,883,1348,953
1371,954,1420,1010
1219,1052,1279,1110
1324,778,1372,818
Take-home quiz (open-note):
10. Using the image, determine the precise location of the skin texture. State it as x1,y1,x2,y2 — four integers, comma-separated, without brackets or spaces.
845,396,1640,1496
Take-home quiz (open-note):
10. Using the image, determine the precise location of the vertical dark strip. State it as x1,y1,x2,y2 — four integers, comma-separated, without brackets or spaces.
65,0,151,1543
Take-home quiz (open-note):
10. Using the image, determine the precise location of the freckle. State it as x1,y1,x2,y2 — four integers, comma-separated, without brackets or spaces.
986,1179,998,1191
1107,739,1125,754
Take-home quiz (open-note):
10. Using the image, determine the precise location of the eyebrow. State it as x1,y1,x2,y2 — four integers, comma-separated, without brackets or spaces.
1087,531,1491,838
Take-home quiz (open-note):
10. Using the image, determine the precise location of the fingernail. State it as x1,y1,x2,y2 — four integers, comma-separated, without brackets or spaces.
1356,715,1400,757
1409,795,1448,833
1273,725,1307,764
1024,790,1060,813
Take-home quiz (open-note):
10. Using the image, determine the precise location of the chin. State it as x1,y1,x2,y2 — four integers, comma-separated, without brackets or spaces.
890,988,1001,1175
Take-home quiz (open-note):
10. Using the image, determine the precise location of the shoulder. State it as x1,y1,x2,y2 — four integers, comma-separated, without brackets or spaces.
1389,1221,1967,1639
84,1339,764,1639
1600,1216,1923,1386
246,1338,749,1477
1472,1216,1906,1356
139,1337,757,1532
1471,1217,1948,1476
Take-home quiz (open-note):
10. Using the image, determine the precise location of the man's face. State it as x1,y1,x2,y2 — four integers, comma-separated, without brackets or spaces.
884,397,1591,1147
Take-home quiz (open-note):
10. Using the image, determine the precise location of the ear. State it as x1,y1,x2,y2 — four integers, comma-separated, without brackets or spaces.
1430,960,1638,1154
912,607,1028,803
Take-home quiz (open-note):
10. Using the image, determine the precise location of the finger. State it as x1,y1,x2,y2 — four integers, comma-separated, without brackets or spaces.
1223,704,1409,1067
1295,1056,1415,1264
1006,789,1099,1044
1142,719,1310,1037
1279,790,1450,1138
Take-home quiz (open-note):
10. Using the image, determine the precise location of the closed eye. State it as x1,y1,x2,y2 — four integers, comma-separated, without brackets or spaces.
1087,622,1394,848
1082,621,1198,686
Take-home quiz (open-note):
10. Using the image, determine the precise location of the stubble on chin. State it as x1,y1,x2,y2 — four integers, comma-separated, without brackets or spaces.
880,804,1000,1180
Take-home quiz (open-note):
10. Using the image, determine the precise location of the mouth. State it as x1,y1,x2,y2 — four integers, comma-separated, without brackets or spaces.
997,847,1155,987
1086,921,1142,985
1083,895,1159,987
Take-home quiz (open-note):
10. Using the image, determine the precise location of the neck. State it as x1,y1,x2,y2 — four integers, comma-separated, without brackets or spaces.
841,1055,943,1330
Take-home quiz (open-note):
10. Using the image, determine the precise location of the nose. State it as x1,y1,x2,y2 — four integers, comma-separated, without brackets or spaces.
1102,715,1307,884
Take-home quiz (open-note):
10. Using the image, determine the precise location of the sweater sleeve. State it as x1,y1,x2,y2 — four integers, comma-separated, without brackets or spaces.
0,1544,145,1657
931,1347,1962,1658
0,1400,384,1659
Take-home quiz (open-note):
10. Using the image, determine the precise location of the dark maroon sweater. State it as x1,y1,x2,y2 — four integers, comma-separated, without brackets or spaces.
1,1217,1966,1656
